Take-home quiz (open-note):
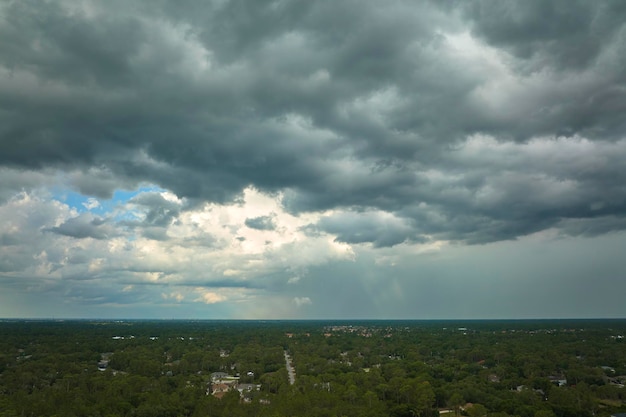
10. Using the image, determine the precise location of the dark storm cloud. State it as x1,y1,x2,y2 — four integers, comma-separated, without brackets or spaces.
460,0,626,140
1,0,626,247
317,212,420,248
463,1,626,70
67,167,140,200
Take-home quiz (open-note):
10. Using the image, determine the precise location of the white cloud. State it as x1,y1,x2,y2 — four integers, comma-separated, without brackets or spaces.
82,197,100,210
195,289,226,304
164,186,354,279
293,296,312,307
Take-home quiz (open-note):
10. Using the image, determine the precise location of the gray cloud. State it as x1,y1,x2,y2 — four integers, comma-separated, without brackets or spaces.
0,168,57,203
317,211,420,248
245,214,276,231
463,1,626,71
457,1,626,140
1,1,624,220
47,213,117,240
0,0,621,249
130,192,182,227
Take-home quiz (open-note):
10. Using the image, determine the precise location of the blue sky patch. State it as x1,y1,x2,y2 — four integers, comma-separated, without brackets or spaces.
53,185,166,216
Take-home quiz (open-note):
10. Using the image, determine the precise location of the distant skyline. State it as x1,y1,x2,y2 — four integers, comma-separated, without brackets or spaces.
1,1,626,319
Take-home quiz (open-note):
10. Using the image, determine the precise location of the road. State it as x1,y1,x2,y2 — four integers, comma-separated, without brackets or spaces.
284,350,295,385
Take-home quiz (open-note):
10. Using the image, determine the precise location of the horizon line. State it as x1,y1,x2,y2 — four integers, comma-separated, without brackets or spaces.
2,317,626,322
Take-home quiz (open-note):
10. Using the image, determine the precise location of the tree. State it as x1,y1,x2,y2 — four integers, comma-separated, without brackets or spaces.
449,392,464,417
468,404,488,417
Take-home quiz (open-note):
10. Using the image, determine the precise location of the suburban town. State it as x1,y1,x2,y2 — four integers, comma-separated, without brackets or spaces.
1,320,626,416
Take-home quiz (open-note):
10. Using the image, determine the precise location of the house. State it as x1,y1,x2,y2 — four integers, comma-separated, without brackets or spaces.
209,372,241,398
98,352,112,371
211,372,230,381
211,383,231,399
548,375,567,387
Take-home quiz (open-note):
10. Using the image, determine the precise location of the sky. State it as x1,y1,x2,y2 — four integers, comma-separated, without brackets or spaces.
1,0,626,319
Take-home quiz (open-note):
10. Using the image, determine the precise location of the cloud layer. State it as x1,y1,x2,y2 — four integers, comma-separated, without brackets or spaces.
1,1,626,318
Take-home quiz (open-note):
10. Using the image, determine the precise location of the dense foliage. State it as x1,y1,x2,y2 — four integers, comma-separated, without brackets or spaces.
0,320,625,417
